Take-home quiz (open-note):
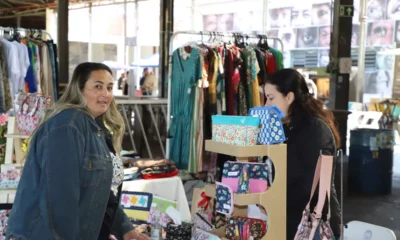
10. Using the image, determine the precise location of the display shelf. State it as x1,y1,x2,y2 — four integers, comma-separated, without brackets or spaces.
205,140,287,240
4,117,26,164
4,134,30,139
205,140,284,159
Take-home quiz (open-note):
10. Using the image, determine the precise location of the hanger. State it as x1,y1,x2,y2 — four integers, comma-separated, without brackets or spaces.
13,28,21,42
257,34,269,50
200,31,204,44
235,33,245,48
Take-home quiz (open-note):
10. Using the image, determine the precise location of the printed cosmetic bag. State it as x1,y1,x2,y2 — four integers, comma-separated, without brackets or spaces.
225,216,267,240
248,106,285,145
221,161,268,193
215,182,234,216
212,115,260,146
193,212,213,232
14,92,50,136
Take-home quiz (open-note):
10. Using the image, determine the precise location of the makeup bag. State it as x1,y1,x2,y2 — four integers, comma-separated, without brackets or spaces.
212,115,260,146
221,161,269,193
193,212,213,232
225,216,267,240
248,106,286,145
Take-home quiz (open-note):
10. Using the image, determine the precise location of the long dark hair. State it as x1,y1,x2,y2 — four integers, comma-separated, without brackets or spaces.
265,69,340,147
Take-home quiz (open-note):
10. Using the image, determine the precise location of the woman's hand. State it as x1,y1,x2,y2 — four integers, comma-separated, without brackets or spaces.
123,230,150,240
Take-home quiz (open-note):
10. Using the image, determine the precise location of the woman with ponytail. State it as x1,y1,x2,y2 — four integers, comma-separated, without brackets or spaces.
264,68,341,239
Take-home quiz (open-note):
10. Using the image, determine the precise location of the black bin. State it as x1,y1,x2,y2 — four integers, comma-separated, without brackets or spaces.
348,129,395,195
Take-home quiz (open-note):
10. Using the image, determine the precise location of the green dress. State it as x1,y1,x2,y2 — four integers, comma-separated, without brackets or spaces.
170,47,202,170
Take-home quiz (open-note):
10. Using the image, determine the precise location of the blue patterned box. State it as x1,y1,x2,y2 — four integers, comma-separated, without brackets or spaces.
211,115,260,146
248,106,286,145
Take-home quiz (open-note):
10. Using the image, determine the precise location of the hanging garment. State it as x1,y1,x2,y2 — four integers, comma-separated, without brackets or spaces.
1,38,20,96
26,42,38,93
170,47,202,170
0,44,6,112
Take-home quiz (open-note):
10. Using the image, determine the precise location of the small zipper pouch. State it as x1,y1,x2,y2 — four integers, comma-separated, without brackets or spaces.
215,182,234,216
193,212,213,231
225,216,267,240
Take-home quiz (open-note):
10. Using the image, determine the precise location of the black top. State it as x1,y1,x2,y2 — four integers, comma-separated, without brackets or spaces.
285,116,341,239
96,119,122,240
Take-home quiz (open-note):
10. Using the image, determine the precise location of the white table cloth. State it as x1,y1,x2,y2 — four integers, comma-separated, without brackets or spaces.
122,176,191,222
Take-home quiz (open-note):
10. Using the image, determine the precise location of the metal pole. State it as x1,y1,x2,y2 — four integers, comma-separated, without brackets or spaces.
356,0,368,103
88,3,92,62
191,0,195,30
124,0,127,65
262,0,268,34
16,16,21,28
57,0,69,83
159,0,174,98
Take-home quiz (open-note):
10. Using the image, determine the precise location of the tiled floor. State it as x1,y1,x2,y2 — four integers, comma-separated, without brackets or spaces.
342,147,400,238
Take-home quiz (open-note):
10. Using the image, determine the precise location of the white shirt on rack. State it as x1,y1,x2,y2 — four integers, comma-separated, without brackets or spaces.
0,37,20,96
10,41,30,93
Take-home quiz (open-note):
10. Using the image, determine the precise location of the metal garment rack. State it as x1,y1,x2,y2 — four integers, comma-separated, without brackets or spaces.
0,27,53,40
165,30,284,158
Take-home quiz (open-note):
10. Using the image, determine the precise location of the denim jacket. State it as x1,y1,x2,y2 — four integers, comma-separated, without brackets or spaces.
7,109,133,240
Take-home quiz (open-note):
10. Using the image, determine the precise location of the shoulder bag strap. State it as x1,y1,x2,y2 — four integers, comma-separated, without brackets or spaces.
305,119,337,219
305,155,322,211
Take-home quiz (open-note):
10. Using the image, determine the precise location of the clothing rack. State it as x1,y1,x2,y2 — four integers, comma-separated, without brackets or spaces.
0,27,52,40
166,31,284,158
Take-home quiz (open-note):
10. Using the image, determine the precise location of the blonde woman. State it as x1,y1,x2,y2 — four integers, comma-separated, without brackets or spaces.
6,63,149,240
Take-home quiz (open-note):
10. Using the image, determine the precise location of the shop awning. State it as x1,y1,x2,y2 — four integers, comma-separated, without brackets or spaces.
131,53,159,67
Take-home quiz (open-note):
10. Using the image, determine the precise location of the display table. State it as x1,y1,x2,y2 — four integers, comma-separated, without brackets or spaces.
122,176,191,222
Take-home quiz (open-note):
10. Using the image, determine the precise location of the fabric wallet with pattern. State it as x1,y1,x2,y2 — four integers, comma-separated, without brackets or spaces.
215,182,234,216
120,191,153,221
225,216,267,240
221,161,268,193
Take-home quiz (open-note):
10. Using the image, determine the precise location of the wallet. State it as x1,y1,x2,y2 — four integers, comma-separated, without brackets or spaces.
225,216,267,240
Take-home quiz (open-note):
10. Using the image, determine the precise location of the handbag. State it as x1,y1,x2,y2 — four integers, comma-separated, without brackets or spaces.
14,92,50,135
221,161,269,193
294,154,336,240
248,106,286,145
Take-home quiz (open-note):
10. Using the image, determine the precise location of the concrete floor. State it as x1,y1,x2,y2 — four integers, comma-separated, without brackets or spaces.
343,147,400,238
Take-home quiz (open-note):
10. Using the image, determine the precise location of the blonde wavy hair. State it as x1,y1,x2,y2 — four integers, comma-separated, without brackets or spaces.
33,62,125,154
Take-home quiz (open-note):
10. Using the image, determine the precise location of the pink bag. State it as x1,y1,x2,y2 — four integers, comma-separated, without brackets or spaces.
294,154,336,240
14,92,50,135
221,161,269,193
